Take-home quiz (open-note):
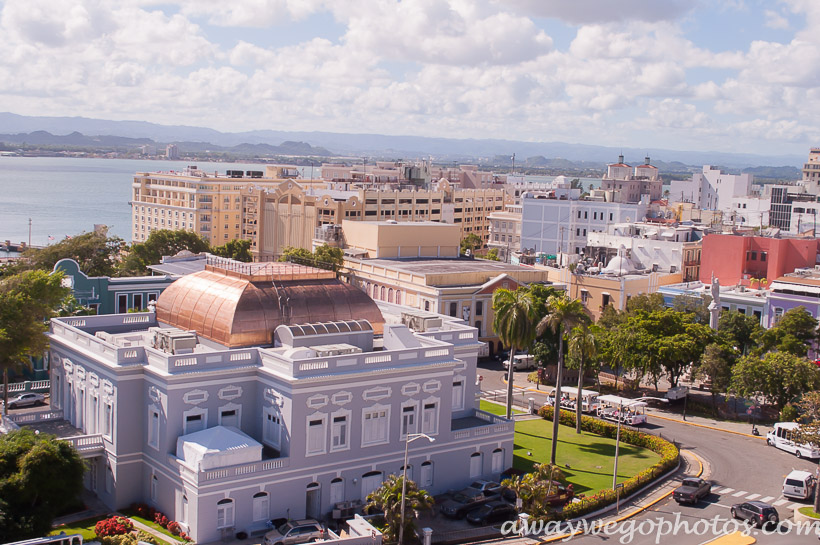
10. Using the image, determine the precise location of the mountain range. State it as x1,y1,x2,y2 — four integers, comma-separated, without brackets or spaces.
0,112,807,169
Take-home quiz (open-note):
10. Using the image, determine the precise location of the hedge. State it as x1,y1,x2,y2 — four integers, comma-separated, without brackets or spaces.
536,405,680,521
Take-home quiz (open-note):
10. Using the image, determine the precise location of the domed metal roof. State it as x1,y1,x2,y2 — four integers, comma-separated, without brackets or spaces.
155,259,384,347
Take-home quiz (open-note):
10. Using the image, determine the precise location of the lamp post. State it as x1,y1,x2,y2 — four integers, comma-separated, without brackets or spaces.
399,433,435,545
612,397,668,490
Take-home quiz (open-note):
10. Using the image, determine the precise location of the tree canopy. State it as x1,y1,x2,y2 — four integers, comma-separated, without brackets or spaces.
365,474,433,544
493,287,538,418
120,229,210,275
460,233,483,254
211,239,252,262
0,429,85,541
731,351,820,409
757,306,818,357
6,230,124,278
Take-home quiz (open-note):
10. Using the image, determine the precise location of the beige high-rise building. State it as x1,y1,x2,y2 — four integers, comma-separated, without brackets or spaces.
131,165,314,246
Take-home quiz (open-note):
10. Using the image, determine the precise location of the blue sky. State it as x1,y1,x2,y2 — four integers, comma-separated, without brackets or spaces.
0,0,819,158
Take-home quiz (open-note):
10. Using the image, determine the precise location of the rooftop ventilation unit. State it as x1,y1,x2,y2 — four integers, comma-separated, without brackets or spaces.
401,311,443,332
150,327,198,355
309,343,363,357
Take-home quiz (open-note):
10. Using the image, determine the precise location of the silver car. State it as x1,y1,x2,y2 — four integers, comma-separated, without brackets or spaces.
263,519,324,545
5,392,46,409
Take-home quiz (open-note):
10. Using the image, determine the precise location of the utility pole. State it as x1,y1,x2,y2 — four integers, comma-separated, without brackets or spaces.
511,153,515,176
28,218,31,248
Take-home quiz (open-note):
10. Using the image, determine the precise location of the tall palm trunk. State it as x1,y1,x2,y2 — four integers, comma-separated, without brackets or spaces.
505,347,517,419
550,328,564,465
576,350,584,434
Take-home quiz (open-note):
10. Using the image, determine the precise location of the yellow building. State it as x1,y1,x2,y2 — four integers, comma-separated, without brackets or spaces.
539,265,683,320
131,165,315,246
337,220,460,258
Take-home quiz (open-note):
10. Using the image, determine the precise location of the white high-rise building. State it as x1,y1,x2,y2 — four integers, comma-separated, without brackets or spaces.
669,166,753,212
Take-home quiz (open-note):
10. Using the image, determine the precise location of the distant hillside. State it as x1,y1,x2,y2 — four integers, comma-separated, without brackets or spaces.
0,111,808,168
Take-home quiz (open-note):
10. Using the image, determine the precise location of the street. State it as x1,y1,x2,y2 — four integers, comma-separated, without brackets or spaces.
477,360,820,544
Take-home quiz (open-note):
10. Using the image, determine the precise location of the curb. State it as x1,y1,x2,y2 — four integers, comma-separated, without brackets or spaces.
535,450,705,544
647,412,765,440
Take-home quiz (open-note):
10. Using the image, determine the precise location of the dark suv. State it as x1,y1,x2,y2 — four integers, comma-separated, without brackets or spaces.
730,501,779,528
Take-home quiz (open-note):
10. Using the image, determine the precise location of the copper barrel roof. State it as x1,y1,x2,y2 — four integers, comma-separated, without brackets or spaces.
155,260,384,347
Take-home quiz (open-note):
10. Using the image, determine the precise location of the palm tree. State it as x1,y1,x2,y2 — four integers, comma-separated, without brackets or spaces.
365,474,434,544
537,295,590,465
568,325,598,434
492,288,538,419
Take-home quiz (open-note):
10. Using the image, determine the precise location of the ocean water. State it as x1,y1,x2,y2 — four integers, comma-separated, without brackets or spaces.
0,157,314,246
0,156,606,247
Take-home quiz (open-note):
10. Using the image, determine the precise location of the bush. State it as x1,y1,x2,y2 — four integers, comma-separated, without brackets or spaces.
780,404,798,422
536,405,679,521
95,516,135,538
153,512,169,529
166,521,181,536
100,534,137,545
136,531,161,545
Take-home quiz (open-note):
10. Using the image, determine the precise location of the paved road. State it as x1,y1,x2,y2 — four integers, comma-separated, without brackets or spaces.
477,360,820,544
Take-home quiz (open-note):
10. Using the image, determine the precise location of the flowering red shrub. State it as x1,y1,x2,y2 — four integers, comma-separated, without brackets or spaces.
179,533,191,542
153,512,169,529
166,521,181,536
95,516,135,537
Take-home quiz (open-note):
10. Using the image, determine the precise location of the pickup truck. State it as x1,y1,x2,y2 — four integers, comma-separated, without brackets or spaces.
673,477,711,505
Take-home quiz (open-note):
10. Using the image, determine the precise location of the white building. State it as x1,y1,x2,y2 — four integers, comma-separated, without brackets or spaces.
729,195,770,228
669,166,753,213
521,193,648,257
488,205,522,262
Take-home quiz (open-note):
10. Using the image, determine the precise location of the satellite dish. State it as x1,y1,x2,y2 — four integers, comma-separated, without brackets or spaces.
465,249,472,257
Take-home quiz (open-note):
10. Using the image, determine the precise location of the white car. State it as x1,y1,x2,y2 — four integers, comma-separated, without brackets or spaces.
503,355,536,371
5,392,46,409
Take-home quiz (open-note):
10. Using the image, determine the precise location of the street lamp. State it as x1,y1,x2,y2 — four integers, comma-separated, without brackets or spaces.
612,396,668,490
399,433,435,545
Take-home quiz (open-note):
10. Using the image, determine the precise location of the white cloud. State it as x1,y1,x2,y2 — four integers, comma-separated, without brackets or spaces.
501,0,694,24
764,9,790,30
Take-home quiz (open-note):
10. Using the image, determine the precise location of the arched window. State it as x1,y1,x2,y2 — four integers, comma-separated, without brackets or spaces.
395,291,402,306
420,461,433,487
330,478,344,505
306,482,321,519
469,452,483,478
361,471,384,499
380,286,386,300
216,498,234,529
388,288,394,303
252,492,269,522
491,448,504,473
150,474,158,501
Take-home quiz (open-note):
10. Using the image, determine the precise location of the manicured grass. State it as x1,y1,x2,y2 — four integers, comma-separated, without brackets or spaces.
480,399,523,416
798,506,820,519
120,510,185,543
50,515,108,541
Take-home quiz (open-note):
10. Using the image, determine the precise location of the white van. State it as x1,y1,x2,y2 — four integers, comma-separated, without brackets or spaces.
783,470,816,500
503,354,536,371
766,422,820,460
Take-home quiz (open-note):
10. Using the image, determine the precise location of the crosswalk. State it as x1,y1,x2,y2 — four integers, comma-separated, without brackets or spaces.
713,486,806,511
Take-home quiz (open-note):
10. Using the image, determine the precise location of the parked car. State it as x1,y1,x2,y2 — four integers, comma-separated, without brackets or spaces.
783,470,816,500
730,501,779,529
503,355,536,371
263,519,325,545
4,392,45,409
467,480,517,502
465,501,519,525
673,477,711,504
439,489,492,519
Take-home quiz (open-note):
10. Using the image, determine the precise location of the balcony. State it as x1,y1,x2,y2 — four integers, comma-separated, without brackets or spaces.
450,409,513,440
169,454,290,486
63,434,106,457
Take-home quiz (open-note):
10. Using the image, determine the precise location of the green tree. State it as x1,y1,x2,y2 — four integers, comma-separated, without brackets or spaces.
696,342,737,404
278,246,313,262
484,248,500,261
501,463,566,519
19,230,124,277
0,429,85,541
718,311,764,355
625,293,665,314
731,351,820,410
211,239,252,262
365,474,433,544
0,270,68,413
460,233,483,255
121,229,210,275
567,324,598,433
57,294,97,317
313,244,344,268
758,307,818,357
671,294,711,324
536,295,590,465
492,288,538,418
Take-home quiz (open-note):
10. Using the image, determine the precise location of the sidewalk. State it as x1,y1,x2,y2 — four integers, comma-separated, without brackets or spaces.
504,374,769,441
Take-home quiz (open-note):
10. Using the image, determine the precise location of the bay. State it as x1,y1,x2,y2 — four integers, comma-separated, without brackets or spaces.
0,157,316,246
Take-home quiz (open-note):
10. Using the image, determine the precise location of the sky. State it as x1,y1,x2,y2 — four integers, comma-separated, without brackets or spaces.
0,0,819,157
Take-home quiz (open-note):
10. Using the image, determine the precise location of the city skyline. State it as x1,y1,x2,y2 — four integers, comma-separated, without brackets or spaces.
1,1,819,157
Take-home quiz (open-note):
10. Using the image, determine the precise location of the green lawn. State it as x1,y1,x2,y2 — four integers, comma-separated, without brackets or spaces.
50,516,108,541
479,400,661,495
479,399,523,415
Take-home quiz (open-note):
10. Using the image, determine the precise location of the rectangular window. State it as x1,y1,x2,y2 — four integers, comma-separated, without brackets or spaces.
452,381,464,411
117,294,128,314
402,405,417,437
422,402,439,435
104,402,113,438
475,301,483,316
184,413,204,434
264,410,282,449
307,418,326,455
362,408,389,446
331,415,348,450
449,302,457,317
133,293,143,310
760,252,767,262
148,410,159,449
220,408,238,427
